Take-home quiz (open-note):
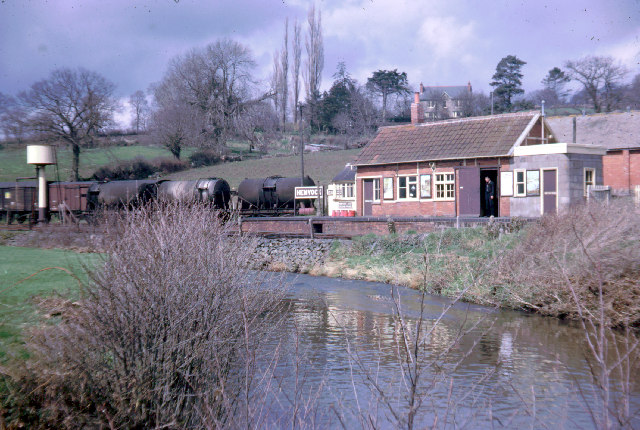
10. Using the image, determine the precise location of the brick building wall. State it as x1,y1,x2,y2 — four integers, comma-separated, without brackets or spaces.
356,158,507,217
603,149,640,194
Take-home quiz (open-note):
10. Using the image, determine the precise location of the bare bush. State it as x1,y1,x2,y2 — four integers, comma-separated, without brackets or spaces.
16,202,286,428
492,200,640,327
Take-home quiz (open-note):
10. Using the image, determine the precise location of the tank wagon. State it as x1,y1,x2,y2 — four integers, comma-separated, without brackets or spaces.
157,178,231,209
237,175,315,214
88,179,161,210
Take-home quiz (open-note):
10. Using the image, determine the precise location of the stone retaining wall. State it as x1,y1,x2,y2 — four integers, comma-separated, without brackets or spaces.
248,237,336,272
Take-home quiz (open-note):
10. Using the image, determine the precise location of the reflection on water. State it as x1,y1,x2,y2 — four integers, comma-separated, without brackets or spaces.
258,273,639,429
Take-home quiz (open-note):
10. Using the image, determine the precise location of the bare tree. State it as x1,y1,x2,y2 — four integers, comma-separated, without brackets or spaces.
128,90,149,134
304,4,323,127
271,49,282,120
18,68,116,180
151,39,266,153
280,18,289,131
565,56,628,112
0,92,29,142
292,19,302,126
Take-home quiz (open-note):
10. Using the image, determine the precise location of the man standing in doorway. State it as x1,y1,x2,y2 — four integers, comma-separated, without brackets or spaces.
484,176,495,217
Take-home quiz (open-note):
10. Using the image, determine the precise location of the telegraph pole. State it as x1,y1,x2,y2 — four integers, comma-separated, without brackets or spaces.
299,103,305,186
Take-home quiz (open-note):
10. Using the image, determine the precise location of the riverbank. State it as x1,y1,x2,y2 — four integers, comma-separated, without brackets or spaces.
3,199,639,327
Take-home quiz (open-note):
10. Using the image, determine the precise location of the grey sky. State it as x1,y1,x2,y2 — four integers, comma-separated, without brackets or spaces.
1,0,639,103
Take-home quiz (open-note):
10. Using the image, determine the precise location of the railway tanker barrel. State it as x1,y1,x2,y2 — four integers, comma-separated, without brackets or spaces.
237,177,272,210
94,180,159,208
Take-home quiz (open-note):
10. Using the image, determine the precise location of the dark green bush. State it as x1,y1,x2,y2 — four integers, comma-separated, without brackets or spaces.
189,149,221,168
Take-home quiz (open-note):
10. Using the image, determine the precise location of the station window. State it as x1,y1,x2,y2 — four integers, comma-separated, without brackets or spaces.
398,176,418,199
584,168,595,196
339,183,354,198
514,170,526,197
435,173,455,200
373,178,380,201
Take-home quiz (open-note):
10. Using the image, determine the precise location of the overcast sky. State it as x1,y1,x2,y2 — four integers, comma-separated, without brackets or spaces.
1,0,639,117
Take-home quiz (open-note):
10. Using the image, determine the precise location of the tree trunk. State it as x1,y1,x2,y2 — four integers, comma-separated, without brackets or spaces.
72,143,80,181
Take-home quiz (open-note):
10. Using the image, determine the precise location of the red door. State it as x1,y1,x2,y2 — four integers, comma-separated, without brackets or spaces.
458,167,480,216
542,169,557,215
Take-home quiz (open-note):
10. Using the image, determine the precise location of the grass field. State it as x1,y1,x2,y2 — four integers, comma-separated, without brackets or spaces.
0,144,186,182
168,148,362,188
0,246,97,360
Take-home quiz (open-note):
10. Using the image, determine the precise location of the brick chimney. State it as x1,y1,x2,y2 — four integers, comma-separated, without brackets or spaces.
411,92,425,124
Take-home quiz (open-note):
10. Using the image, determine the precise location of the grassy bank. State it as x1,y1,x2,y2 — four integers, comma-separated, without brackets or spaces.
0,246,97,360
314,226,522,304
315,201,640,327
168,148,361,188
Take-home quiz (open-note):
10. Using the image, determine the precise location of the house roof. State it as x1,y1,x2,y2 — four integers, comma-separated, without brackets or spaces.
332,164,356,182
545,111,640,150
420,85,470,101
354,112,540,166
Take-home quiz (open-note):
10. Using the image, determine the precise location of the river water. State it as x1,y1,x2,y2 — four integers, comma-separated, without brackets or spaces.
255,272,640,429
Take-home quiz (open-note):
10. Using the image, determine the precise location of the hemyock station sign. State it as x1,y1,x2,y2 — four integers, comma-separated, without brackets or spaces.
294,186,323,199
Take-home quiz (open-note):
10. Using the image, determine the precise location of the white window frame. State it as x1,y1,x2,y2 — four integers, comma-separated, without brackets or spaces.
514,169,526,197
426,100,436,108
397,175,418,200
584,168,595,197
338,183,354,199
372,178,381,201
434,173,455,200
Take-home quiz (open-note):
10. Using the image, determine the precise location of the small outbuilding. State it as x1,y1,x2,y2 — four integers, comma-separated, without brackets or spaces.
327,164,356,216
354,101,606,218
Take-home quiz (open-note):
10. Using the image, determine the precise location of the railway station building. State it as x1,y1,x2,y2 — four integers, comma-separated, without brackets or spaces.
353,98,606,218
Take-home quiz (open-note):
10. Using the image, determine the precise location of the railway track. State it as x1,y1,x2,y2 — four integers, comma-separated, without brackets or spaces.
0,223,40,232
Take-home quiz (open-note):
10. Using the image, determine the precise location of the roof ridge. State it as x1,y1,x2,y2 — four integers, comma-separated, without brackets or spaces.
413,111,537,128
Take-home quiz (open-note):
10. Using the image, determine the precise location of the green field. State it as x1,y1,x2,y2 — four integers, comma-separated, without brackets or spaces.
0,140,360,187
0,246,97,359
168,148,361,188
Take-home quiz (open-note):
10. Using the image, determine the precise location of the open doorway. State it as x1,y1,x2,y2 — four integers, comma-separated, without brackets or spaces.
480,169,499,217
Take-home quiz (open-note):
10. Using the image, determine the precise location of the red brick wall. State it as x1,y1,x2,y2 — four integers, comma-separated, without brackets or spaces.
631,150,640,190
602,150,640,193
356,159,510,217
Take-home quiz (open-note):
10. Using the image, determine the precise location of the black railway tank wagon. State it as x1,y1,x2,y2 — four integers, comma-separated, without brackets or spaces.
237,175,315,215
157,178,231,209
88,179,161,210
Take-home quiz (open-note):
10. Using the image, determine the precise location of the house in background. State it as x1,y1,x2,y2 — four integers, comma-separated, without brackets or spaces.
354,108,606,218
546,111,640,195
413,82,473,121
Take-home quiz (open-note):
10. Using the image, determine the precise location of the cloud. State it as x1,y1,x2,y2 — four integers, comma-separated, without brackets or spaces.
417,17,476,60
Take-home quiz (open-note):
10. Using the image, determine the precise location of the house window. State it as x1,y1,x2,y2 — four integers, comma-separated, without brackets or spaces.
584,168,595,196
435,173,455,200
427,100,435,108
514,170,526,197
452,111,460,118
339,183,354,198
398,176,417,199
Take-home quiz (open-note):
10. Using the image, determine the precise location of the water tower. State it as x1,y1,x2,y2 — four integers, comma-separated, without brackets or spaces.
26,145,56,223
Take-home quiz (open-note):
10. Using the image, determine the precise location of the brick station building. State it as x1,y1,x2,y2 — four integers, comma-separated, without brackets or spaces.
353,98,606,218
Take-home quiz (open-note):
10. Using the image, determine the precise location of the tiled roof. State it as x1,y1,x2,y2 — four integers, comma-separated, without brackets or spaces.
420,85,470,100
546,111,640,150
332,164,356,182
354,112,539,166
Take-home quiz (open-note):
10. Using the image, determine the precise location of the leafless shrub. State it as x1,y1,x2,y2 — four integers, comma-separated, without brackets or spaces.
492,200,640,327
14,202,287,428
492,200,640,428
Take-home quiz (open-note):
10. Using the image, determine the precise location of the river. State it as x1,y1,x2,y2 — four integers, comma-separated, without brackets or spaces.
253,272,640,429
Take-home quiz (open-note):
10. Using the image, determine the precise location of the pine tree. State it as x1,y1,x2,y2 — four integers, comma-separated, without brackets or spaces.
490,55,526,113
